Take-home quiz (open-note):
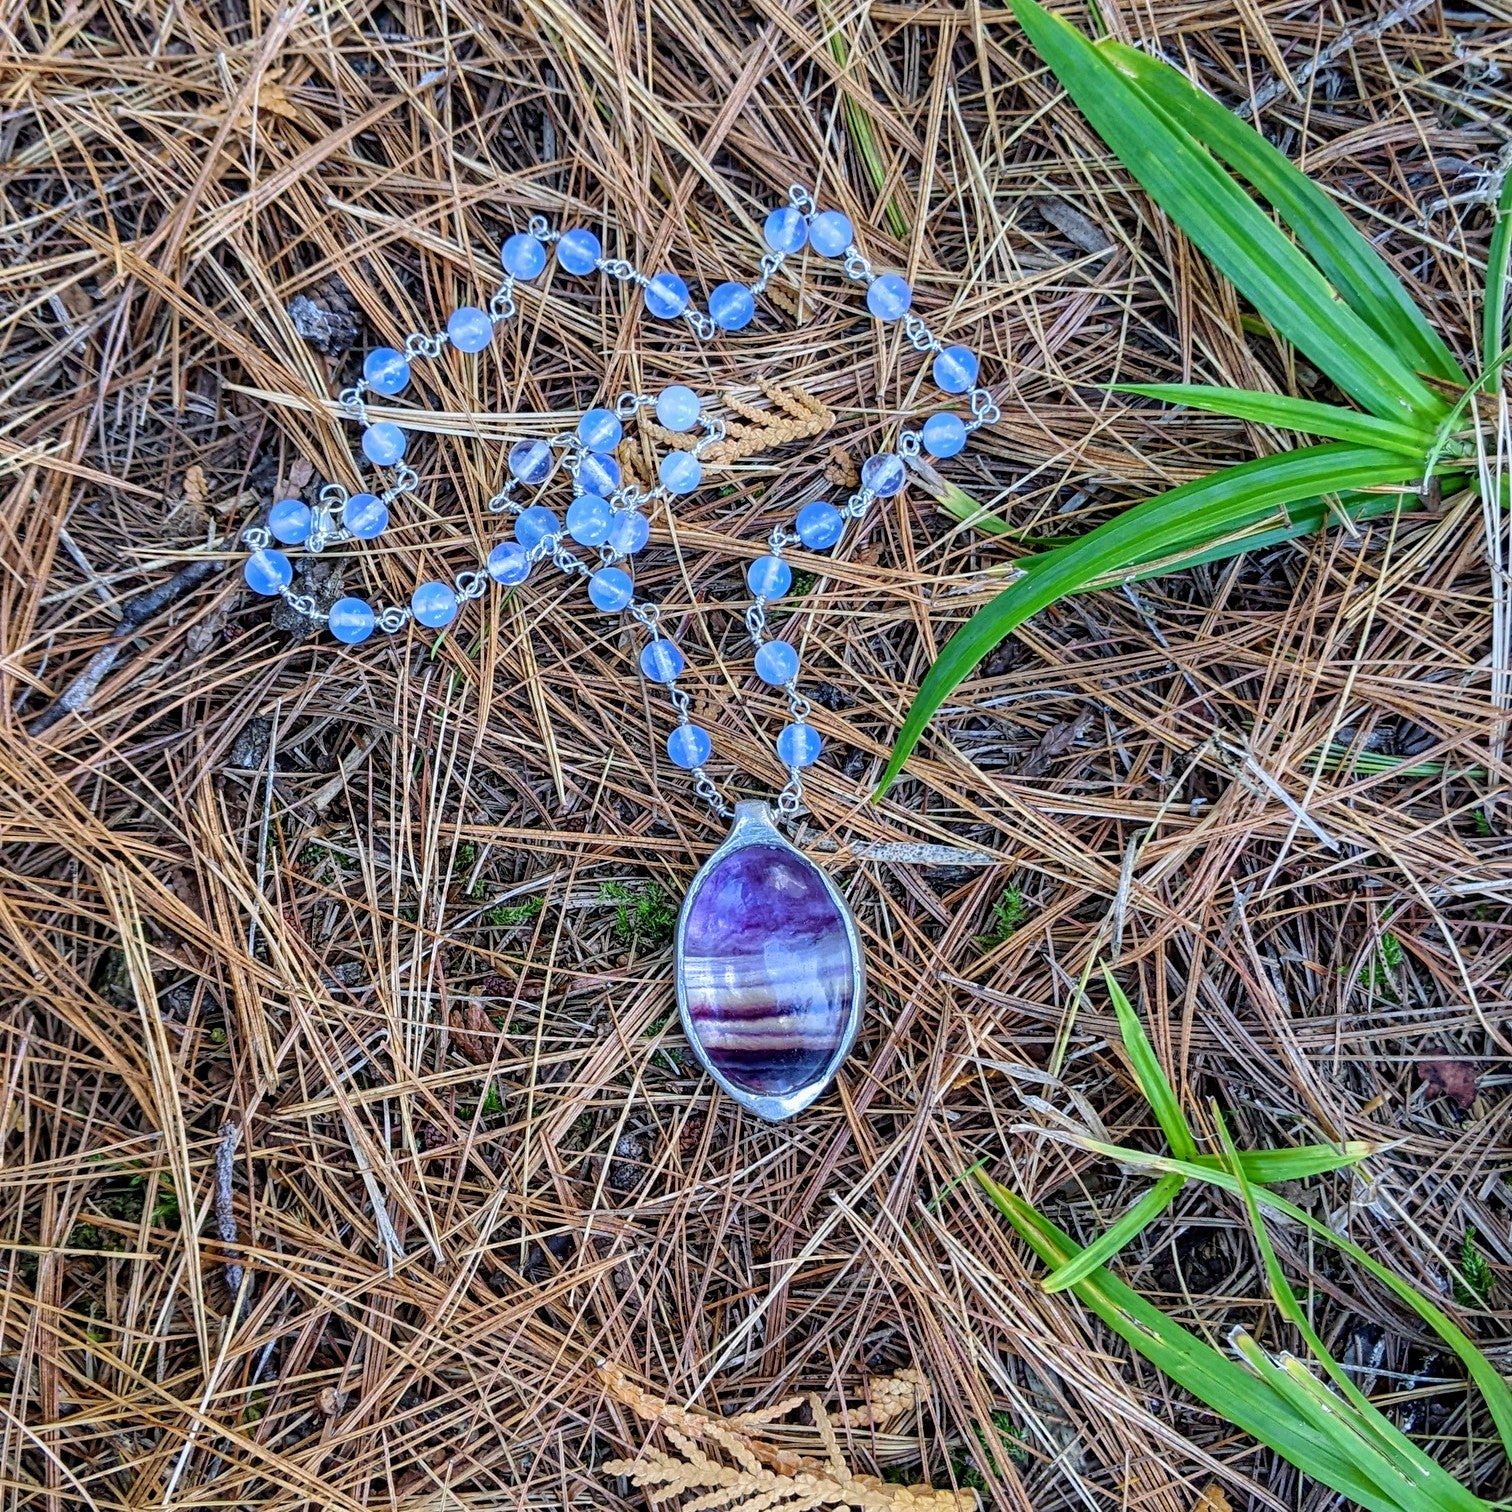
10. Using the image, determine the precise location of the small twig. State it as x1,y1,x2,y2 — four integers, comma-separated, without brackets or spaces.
27,556,223,735
214,1121,245,1313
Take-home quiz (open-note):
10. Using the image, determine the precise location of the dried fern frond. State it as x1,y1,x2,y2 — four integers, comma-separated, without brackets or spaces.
644,381,836,466
599,1366,975,1510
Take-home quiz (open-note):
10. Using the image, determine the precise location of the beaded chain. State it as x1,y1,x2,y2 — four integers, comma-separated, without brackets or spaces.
241,185,1001,816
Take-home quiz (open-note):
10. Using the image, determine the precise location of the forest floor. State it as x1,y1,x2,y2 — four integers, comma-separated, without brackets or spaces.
2,0,1511,1507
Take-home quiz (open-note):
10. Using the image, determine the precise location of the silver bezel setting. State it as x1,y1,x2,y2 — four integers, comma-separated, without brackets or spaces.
674,800,865,1121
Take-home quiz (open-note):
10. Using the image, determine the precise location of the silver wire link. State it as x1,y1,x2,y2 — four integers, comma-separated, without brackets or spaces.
550,540,592,579
526,214,555,242
904,312,942,354
305,505,344,553
319,482,348,508
842,486,877,520
376,605,411,633
455,570,488,601
629,601,663,635
768,523,799,552
668,685,694,718
684,307,716,341
967,386,1002,429
242,524,271,549
842,247,874,284
784,683,814,724
486,480,521,514
745,599,768,645
693,766,734,818
279,586,326,623
749,249,785,297
402,330,447,360
337,383,370,425
776,772,804,816
788,184,817,217
897,428,923,459
381,463,420,504
598,257,648,288
616,391,655,419
488,279,518,324
692,416,727,457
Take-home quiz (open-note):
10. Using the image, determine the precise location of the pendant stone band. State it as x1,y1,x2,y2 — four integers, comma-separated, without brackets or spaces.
675,801,865,1120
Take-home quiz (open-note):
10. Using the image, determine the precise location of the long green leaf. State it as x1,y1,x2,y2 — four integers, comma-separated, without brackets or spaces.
973,1172,1418,1512
1052,1135,1512,1462
1102,967,1195,1158
1009,0,1448,425
1113,384,1434,454
1192,1140,1375,1184
1483,166,1512,388
879,444,1440,791
1218,1117,1486,1510
1103,42,1467,387
1041,1171,1185,1292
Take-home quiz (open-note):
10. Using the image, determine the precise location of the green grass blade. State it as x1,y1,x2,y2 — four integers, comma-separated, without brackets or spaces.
1482,166,1512,388
1056,1136,1512,1463
971,1172,1418,1512
1191,1140,1375,1183
1103,42,1466,387
1008,0,1448,424
879,445,1440,791
1113,384,1434,454
1102,966,1195,1158
1217,1116,1486,1509
1041,1171,1185,1292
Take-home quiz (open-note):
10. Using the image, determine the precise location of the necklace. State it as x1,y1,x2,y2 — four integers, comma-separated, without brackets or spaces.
241,185,997,1119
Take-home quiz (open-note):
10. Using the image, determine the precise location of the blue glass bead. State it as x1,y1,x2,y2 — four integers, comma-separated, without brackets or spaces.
608,511,650,556
579,451,621,496
411,580,458,628
655,385,700,432
588,566,634,613
795,499,844,551
487,541,530,585
447,306,493,353
808,209,853,258
243,548,292,596
866,273,912,321
763,206,808,254
577,408,623,454
644,271,689,319
708,281,755,331
933,344,979,395
501,232,546,280
667,724,712,769
328,596,375,644
362,422,407,466
862,452,906,497
363,347,410,396
557,227,601,276
640,639,685,684
659,450,702,495
508,438,554,484
754,639,799,686
922,412,967,459
268,497,311,544
566,493,612,547
514,504,560,551
746,556,792,599
777,722,823,767
344,492,389,539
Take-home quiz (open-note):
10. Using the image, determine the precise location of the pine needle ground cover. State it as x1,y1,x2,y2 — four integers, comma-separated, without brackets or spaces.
1,1,1510,1508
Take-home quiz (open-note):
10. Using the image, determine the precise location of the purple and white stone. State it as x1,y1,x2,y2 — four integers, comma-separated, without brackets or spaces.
677,803,862,1118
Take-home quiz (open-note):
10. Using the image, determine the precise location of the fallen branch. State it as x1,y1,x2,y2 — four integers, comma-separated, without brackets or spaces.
27,556,224,735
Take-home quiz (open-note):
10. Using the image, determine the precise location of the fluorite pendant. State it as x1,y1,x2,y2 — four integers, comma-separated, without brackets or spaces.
675,801,864,1120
